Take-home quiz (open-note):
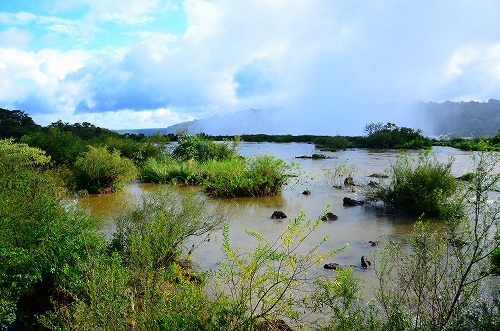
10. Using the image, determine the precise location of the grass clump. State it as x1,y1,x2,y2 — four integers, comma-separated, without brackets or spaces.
141,154,200,185
202,154,295,197
366,150,461,217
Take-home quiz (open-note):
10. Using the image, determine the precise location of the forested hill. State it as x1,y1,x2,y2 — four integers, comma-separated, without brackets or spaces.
419,99,500,138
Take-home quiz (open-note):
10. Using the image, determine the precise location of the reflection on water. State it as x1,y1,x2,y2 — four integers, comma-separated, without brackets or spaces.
77,143,481,295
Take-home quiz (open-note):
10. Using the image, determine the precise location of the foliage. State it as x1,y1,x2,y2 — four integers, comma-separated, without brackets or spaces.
41,246,226,331
202,154,296,197
361,122,431,149
73,145,138,192
0,139,51,171
173,134,239,162
366,150,461,217
373,150,500,330
20,127,88,165
309,269,382,331
0,159,103,328
212,211,347,330
45,188,229,331
109,188,227,271
140,154,200,185
0,108,41,139
312,136,349,151
491,247,500,274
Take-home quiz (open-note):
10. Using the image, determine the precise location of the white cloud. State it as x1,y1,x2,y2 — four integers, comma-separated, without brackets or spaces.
0,11,37,25
2,0,500,132
0,28,33,49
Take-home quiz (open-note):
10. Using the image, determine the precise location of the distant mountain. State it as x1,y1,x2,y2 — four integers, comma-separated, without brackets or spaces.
418,99,500,138
118,108,283,136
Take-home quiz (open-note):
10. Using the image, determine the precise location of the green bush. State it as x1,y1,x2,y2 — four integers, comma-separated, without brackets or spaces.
173,134,239,162
110,188,227,271
141,154,200,185
0,138,51,171
202,154,295,197
366,150,461,217
73,145,138,192
312,136,349,151
0,158,103,328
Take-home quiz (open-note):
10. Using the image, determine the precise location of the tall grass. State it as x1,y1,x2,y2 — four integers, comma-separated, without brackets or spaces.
202,154,295,197
141,154,200,185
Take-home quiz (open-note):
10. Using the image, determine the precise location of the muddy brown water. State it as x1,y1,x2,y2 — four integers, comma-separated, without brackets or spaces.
77,143,482,296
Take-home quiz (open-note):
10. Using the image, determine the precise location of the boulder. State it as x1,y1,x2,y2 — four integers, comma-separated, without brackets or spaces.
271,211,287,219
343,197,364,206
321,212,338,221
324,262,343,270
344,177,354,187
368,173,388,178
302,189,311,195
361,255,371,269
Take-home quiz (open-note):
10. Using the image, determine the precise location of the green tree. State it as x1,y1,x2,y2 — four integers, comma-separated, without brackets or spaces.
0,108,41,139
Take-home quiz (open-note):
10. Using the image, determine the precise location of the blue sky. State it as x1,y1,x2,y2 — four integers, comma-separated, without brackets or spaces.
1,0,500,134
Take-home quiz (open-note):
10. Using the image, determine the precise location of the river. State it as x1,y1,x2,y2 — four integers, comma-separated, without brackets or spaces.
77,143,480,295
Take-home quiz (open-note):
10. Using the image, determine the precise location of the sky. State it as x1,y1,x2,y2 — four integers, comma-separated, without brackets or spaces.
1,0,500,135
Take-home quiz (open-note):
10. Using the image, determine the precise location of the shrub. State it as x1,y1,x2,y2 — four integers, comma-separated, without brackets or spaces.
312,136,349,151
141,154,200,185
212,211,348,330
173,134,239,162
0,138,51,170
0,160,103,328
109,188,227,271
202,154,296,197
373,151,500,330
366,150,461,217
73,145,138,192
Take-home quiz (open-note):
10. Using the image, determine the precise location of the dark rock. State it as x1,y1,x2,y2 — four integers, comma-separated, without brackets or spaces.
368,240,379,247
321,212,338,221
302,190,311,195
324,262,343,270
343,197,364,206
271,211,287,219
361,255,371,269
368,173,388,178
344,177,354,186
295,154,331,159
257,319,294,331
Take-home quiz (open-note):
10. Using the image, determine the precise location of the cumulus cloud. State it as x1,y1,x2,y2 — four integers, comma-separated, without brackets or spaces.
1,0,500,133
